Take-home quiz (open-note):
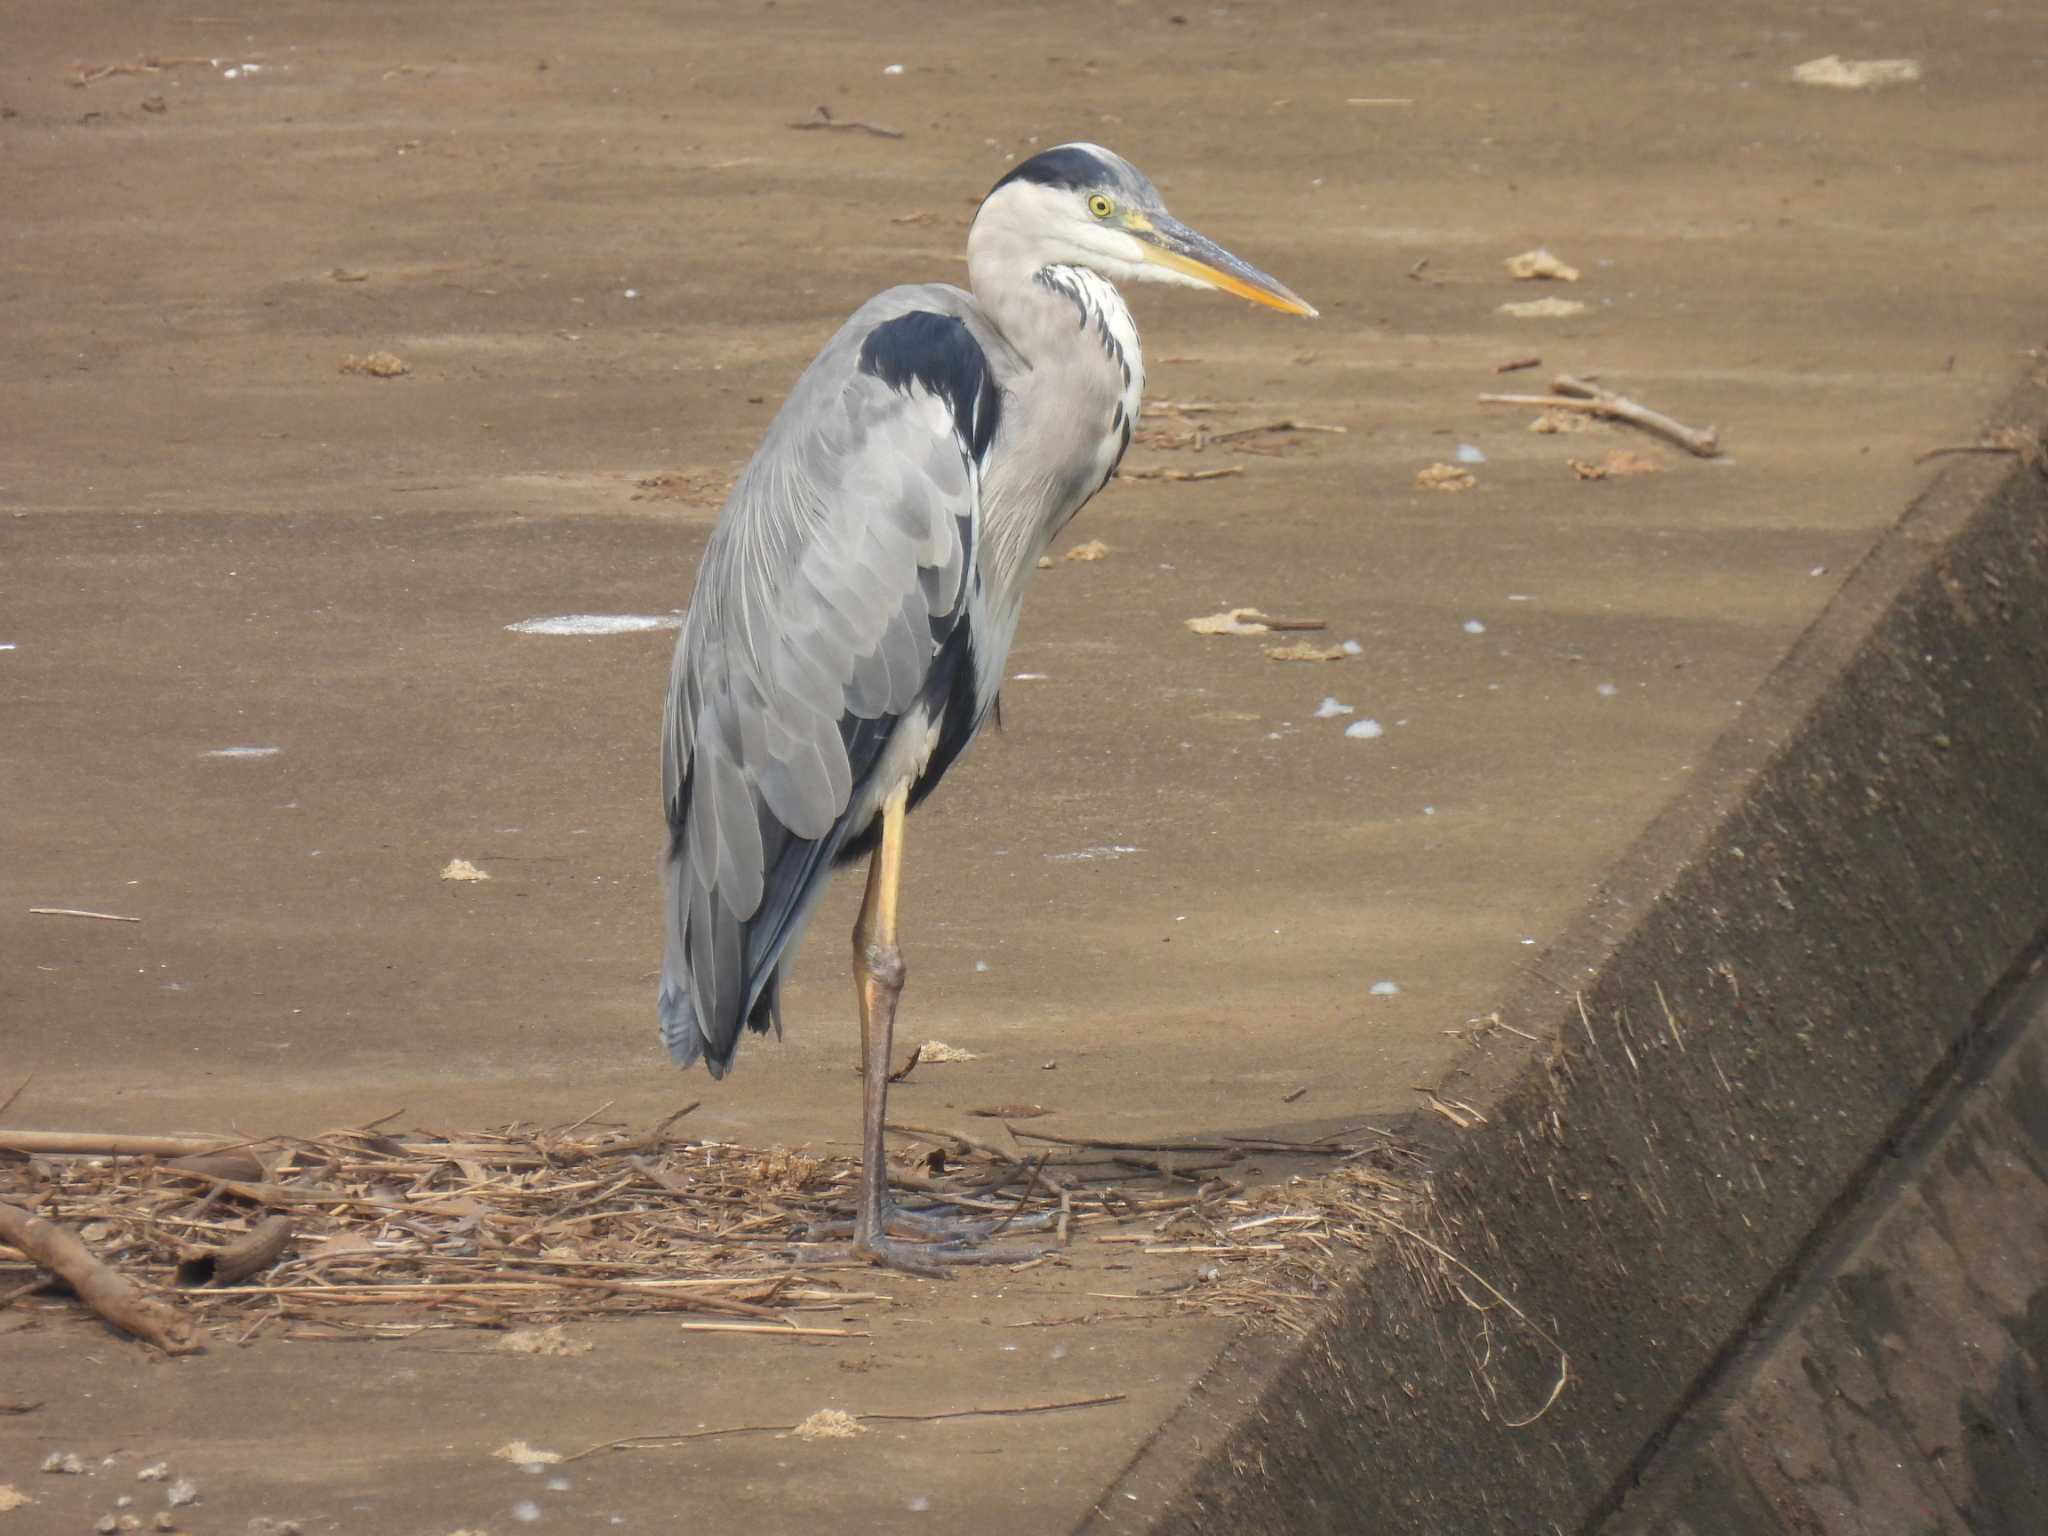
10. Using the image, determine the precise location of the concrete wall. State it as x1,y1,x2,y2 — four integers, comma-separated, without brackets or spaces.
1099,378,2048,1535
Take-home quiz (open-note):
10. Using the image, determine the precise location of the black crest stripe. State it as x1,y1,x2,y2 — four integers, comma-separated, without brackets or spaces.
987,144,1109,198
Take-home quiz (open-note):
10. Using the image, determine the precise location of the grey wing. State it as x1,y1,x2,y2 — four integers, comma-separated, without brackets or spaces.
658,293,999,1076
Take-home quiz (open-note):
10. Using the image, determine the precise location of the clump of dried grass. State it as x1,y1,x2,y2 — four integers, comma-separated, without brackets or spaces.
0,1112,1438,1345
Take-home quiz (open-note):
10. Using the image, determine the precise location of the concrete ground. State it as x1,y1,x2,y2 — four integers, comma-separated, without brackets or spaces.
3,0,2044,1530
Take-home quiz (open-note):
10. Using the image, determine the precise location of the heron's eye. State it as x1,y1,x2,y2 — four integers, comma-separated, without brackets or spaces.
1087,194,1114,219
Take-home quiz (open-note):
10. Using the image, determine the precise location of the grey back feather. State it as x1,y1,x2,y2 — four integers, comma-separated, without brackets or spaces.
659,285,1000,1073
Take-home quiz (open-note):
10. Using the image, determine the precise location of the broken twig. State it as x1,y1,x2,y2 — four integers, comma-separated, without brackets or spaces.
176,1214,295,1288
1914,425,2043,472
1478,374,1720,457
787,105,902,139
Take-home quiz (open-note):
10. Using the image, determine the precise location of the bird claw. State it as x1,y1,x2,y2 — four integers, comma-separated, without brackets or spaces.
815,1233,1052,1277
793,1200,1054,1275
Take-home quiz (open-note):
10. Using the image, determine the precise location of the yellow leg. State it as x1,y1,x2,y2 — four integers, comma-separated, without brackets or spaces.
851,809,898,1077
830,784,1049,1274
854,786,909,1243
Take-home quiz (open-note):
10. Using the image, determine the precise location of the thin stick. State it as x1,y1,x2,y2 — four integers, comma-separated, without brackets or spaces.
787,105,902,139
1478,375,1720,458
1116,464,1245,482
1008,1128,1239,1154
677,1321,862,1337
564,1392,1124,1461
557,1100,616,1137
1206,419,1348,442
0,1201,197,1354
863,1394,1126,1424
547,1103,697,1166
0,1278,50,1309
988,1153,1049,1236
27,907,140,923
199,1277,782,1300
0,1076,29,1121
1914,443,2029,465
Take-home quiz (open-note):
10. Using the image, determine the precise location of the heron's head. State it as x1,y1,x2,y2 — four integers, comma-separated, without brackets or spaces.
970,142,1316,318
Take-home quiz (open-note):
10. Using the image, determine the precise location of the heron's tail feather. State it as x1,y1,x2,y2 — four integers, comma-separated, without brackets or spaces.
660,834,739,1079
656,973,706,1069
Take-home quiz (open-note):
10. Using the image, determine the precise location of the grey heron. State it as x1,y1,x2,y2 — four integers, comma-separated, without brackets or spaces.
658,143,1314,1274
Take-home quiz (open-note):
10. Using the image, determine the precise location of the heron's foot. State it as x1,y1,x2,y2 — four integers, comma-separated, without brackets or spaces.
801,1199,1054,1244
794,1200,1054,1276
851,1231,1053,1277
789,1234,1053,1277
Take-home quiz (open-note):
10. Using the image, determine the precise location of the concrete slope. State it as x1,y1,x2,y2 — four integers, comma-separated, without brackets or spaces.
1108,385,2048,1533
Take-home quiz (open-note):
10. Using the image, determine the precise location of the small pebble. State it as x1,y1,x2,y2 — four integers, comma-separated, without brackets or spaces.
1344,719,1384,740
1462,619,1486,635
41,1451,85,1475
165,1479,200,1508
136,1465,169,1484
1369,980,1401,996
96,1518,120,1535
513,1501,542,1524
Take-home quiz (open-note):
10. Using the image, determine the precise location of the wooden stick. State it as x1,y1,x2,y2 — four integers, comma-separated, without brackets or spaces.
1116,464,1245,482
1478,374,1720,457
0,1200,197,1354
27,907,140,923
0,1132,242,1157
676,1321,863,1337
